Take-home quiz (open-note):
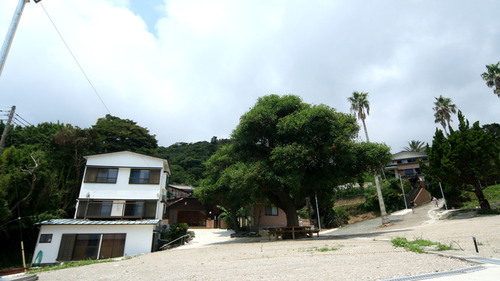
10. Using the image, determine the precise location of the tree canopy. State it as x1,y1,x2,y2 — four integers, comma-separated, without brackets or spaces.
347,91,370,142
91,114,158,154
403,140,426,152
481,61,500,97
425,111,500,210
433,95,457,135
197,95,391,227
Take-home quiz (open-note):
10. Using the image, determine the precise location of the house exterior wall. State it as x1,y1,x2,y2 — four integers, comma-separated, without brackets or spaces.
32,224,155,266
166,198,206,226
253,204,287,228
79,166,166,200
79,152,168,201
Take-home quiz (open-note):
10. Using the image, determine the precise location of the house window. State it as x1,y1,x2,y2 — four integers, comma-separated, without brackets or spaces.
57,233,126,262
129,169,160,184
76,200,157,219
100,201,113,216
39,234,52,243
124,201,144,217
404,169,414,176
99,234,126,259
265,206,279,216
84,167,118,183
73,234,100,260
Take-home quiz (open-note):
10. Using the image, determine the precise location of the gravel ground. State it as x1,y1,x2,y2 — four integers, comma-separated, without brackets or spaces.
35,201,499,281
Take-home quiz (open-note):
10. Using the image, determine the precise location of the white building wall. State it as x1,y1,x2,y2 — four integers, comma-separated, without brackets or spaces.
79,167,166,200
32,224,156,265
78,152,169,200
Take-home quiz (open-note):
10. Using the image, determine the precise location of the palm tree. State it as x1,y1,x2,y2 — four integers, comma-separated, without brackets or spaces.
433,95,457,135
348,91,370,142
347,91,389,224
481,61,500,97
403,140,426,152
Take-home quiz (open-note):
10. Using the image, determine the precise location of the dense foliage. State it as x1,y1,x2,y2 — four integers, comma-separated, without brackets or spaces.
424,112,500,210
196,95,392,228
0,113,229,269
157,138,230,186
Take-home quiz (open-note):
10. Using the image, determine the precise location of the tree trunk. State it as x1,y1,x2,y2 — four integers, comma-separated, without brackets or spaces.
361,118,370,143
473,185,491,210
283,203,299,227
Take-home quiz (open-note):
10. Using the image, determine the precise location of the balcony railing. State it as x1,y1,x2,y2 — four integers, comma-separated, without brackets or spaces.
76,200,157,220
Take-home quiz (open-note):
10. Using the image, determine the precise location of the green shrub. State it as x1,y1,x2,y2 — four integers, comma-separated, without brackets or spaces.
166,223,189,243
324,206,350,228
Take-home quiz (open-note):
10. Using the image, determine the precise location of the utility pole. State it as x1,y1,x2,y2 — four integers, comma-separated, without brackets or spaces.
0,0,29,76
0,105,16,155
375,174,390,224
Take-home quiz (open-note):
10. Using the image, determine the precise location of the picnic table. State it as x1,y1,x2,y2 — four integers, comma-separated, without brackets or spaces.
268,226,320,240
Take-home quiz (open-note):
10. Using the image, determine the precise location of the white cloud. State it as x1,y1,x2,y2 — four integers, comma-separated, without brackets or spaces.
1,0,499,151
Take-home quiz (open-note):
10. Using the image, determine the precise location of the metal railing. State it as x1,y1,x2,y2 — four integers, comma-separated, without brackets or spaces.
159,234,191,250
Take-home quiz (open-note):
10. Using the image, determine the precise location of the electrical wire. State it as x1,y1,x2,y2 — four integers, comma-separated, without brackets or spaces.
15,113,32,126
39,3,112,115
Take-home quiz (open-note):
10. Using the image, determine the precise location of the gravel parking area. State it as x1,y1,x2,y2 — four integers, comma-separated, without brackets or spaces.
35,202,499,281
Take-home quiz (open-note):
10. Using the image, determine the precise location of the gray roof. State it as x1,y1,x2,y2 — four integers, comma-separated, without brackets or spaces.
37,219,161,226
169,184,195,192
392,151,428,160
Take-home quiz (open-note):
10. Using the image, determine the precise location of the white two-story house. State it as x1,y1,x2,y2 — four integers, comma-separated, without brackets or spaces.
31,151,171,266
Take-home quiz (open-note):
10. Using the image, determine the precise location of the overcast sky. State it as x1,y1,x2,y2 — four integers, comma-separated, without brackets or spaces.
1,0,499,153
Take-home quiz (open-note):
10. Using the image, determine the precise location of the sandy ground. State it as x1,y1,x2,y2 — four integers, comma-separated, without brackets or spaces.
32,201,500,281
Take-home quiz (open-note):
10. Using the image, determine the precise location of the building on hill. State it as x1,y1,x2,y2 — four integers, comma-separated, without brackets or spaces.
385,151,431,205
31,151,172,266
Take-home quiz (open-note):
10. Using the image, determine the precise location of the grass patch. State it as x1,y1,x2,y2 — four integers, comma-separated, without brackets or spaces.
300,245,339,252
391,237,454,253
28,259,116,273
461,184,500,210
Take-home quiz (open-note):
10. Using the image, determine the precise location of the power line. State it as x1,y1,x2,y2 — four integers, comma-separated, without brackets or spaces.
15,113,32,126
39,3,112,115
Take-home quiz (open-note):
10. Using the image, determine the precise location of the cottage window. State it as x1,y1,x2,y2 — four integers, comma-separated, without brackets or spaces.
57,233,126,262
265,206,279,216
129,169,160,184
99,234,126,259
39,234,52,243
84,167,118,183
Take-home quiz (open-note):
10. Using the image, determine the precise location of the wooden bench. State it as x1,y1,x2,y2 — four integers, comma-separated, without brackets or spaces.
268,226,320,240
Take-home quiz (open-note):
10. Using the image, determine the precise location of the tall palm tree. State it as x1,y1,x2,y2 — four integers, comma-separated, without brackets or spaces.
433,95,457,135
481,61,500,97
347,91,389,224
403,140,426,152
348,91,370,142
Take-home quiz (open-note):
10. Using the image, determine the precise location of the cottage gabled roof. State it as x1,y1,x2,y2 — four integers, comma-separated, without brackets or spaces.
84,151,172,175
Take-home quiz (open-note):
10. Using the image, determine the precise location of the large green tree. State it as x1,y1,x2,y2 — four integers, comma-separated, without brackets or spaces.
425,111,500,210
433,95,457,135
90,114,158,154
481,61,500,97
195,145,260,231
200,95,391,227
157,139,231,186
